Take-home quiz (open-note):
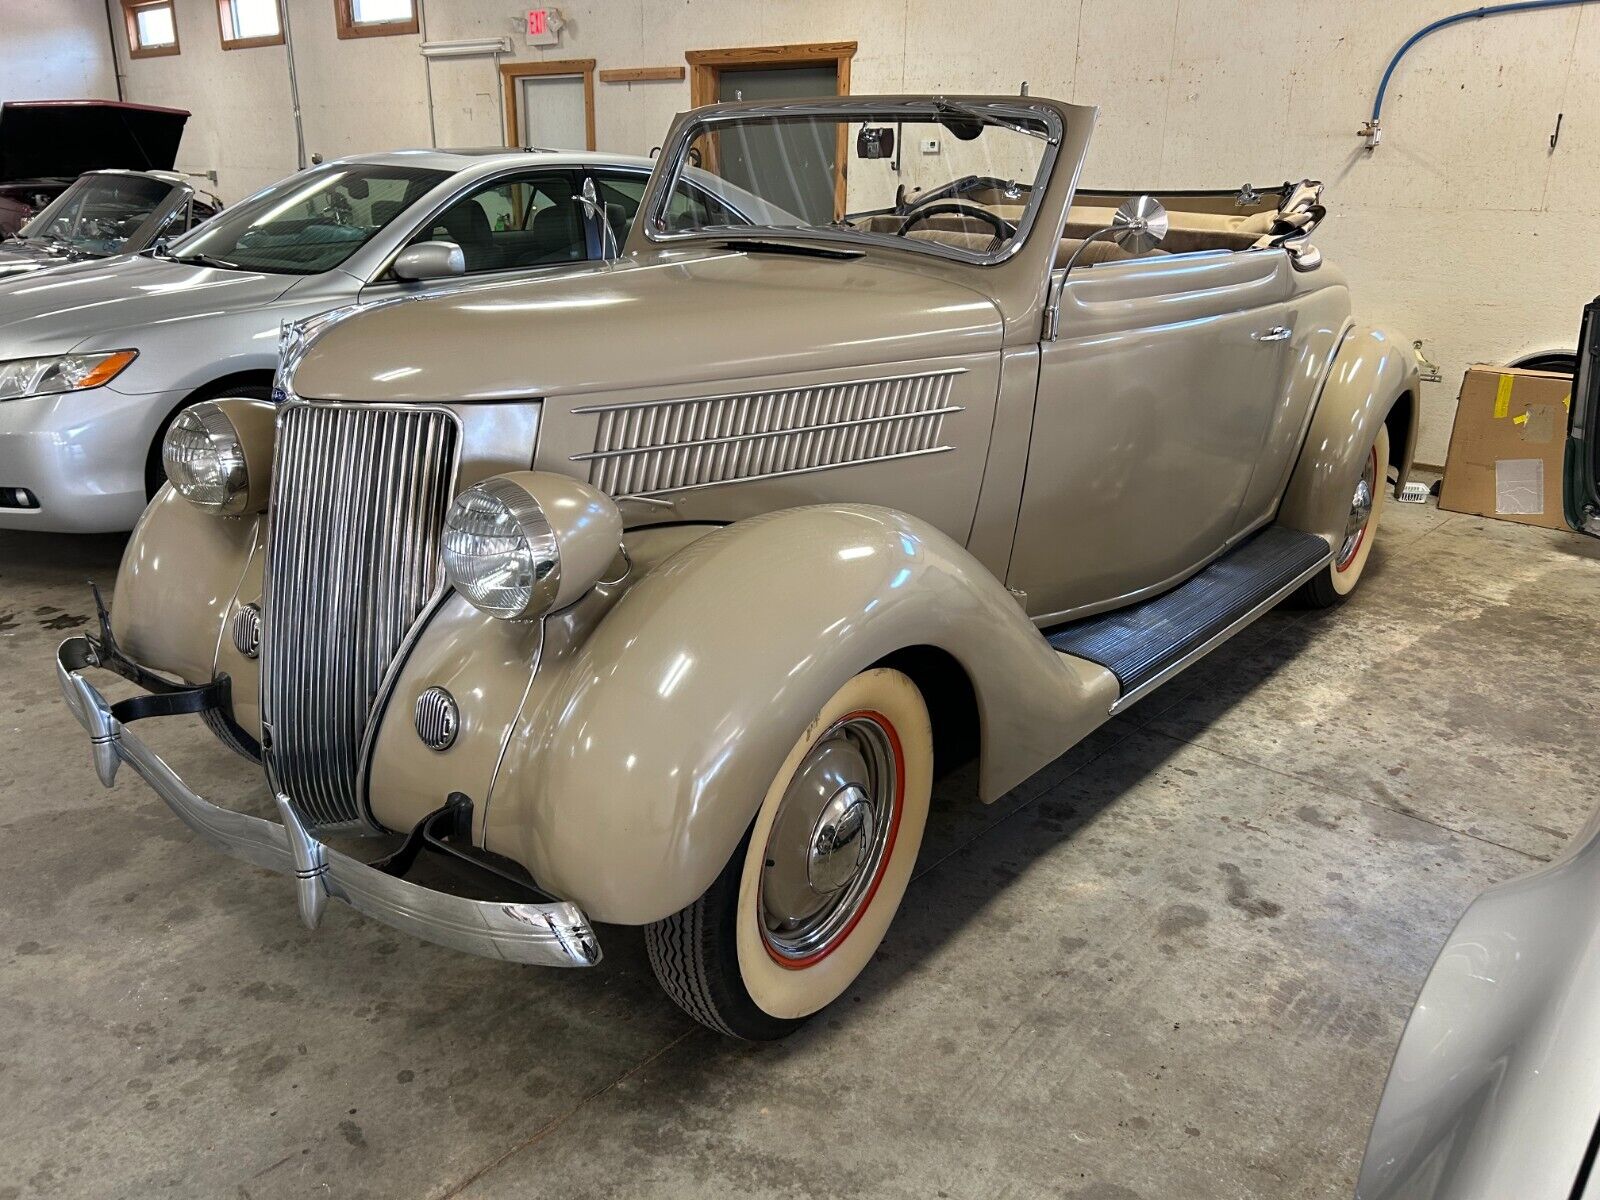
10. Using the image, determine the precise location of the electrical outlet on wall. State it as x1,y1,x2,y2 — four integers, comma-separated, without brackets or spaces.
919,137,939,155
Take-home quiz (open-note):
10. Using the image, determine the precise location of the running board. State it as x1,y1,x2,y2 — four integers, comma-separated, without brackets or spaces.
1045,527,1331,714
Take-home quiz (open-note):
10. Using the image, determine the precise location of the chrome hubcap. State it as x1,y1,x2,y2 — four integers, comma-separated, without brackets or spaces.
1337,450,1378,569
760,715,898,962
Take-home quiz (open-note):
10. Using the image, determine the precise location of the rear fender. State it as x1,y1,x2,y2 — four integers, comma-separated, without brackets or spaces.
483,505,1116,925
1278,324,1419,547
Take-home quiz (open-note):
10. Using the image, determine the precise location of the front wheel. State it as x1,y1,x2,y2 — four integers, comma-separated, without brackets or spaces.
645,667,933,1040
1293,423,1389,608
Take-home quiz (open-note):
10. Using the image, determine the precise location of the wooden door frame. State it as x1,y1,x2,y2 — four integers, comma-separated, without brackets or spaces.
684,42,856,215
685,41,855,108
500,58,597,151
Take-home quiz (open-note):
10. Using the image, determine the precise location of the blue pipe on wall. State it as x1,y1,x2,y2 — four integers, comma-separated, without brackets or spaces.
1368,0,1598,140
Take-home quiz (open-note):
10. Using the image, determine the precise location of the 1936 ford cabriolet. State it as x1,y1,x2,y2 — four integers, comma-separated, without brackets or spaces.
57,95,1418,1039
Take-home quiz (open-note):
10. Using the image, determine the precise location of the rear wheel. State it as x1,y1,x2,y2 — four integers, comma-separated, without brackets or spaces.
144,382,272,499
645,668,933,1039
1294,423,1389,608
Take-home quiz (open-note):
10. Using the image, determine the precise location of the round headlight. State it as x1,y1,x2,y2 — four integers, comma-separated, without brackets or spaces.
441,473,623,621
162,403,250,514
441,477,562,620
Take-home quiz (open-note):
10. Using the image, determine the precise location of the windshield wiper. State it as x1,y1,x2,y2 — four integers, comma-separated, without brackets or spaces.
172,252,242,270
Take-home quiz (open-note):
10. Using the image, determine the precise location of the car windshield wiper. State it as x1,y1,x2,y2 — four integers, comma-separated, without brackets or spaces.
171,252,243,270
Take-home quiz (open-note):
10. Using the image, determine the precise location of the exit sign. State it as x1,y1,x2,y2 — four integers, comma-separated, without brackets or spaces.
526,7,562,44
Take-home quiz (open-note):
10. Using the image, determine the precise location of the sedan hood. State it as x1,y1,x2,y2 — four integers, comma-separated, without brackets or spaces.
0,240,64,279
290,248,1003,403
0,101,189,181
0,255,298,356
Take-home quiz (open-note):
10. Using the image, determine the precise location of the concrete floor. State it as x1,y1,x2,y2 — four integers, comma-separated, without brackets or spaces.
2,497,1597,1199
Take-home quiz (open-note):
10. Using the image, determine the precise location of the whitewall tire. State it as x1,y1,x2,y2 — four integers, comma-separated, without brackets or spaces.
645,667,933,1039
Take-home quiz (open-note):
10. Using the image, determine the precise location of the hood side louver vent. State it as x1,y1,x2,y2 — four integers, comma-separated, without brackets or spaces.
570,369,963,499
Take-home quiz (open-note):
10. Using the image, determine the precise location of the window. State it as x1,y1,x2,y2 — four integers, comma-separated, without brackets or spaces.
20,174,175,255
593,172,746,235
217,0,283,48
410,172,584,276
167,163,445,275
123,0,180,58
334,0,417,39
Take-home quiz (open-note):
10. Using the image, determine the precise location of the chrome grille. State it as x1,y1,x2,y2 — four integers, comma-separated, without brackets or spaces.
260,402,461,828
571,369,962,499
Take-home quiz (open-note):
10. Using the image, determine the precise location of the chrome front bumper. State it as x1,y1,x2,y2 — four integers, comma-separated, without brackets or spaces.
56,636,601,968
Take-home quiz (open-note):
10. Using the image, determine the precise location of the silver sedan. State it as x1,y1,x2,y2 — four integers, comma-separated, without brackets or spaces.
0,148,753,533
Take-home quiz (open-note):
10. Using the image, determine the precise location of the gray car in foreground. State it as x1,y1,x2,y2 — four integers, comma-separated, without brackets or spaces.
1356,802,1600,1199
0,147,752,533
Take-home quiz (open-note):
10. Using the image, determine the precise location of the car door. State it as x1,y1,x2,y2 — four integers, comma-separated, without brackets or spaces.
1008,248,1295,622
359,167,591,304
1565,295,1600,536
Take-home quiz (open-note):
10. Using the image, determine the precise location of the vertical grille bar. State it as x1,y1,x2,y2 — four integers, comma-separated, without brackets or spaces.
260,402,460,829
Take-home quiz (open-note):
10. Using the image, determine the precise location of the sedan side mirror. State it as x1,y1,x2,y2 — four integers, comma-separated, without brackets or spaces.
393,240,465,282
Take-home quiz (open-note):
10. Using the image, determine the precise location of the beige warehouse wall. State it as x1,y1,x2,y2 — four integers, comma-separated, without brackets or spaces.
114,0,1600,464
2,0,118,103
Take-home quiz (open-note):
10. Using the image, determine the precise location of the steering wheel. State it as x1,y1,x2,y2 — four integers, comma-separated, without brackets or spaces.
896,202,1016,245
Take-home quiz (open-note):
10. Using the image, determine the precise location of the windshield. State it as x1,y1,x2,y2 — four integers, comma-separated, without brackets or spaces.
18,173,173,255
653,103,1058,261
169,163,447,275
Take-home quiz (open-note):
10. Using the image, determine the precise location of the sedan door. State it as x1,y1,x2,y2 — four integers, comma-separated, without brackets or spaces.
1008,249,1295,623
359,167,591,304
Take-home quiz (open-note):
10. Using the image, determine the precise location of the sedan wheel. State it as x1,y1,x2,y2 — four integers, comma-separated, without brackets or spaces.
645,667,933,1039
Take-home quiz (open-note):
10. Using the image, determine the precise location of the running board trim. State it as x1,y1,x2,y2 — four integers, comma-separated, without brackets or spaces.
1103,549,1329,714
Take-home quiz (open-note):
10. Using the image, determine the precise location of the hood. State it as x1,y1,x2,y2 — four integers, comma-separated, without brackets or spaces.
0,255,295,357
0,240,59,278
290,248,1003,403
0,101,190,182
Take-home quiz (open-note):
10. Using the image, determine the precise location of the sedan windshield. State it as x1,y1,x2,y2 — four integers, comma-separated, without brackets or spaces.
18,173,173,256
168,163,446,275
654,103,1058,262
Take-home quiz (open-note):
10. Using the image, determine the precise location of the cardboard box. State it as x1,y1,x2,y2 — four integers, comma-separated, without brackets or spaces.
1439,366,1572,530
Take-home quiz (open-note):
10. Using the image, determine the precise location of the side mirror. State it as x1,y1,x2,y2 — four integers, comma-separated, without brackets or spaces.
1061,194,1168,275
393,240,465,281
1109,195,1168,254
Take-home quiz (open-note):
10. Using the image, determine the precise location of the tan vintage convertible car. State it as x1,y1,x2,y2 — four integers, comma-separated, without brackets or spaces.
57,95,1418,1039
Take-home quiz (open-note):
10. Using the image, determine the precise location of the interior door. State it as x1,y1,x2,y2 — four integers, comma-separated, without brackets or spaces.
1565,295,1600,536
714,66,839,224
1008,250,1295,622
516,75,588,150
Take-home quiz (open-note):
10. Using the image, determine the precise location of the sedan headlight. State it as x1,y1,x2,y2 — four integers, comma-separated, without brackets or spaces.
0,349,137,402
442,472,623,620
161,398,277,516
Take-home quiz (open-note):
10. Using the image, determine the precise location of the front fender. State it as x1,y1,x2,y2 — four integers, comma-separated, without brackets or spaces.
1278,324,1419,547
483,505,1115,925
111,486,263,694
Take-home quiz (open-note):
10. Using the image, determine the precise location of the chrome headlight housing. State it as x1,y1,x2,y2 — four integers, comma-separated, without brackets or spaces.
0,349,138,402
161,402,252,515
441,477,562,620
441,472,623,621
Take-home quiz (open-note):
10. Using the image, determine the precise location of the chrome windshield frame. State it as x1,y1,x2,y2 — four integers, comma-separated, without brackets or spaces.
642,96,1065,269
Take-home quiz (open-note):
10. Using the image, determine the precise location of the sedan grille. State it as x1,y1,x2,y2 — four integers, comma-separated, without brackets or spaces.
260,402,460,829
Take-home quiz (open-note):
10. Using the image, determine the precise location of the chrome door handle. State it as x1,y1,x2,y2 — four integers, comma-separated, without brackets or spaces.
1254,326,1292,342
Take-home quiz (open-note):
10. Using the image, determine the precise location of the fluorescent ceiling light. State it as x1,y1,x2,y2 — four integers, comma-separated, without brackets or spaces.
420,37,512,58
